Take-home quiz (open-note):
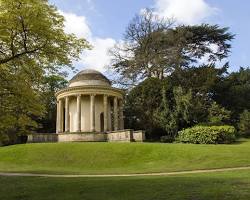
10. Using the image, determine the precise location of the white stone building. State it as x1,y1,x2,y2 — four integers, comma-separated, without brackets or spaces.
28,69,145,143
56,69,124,133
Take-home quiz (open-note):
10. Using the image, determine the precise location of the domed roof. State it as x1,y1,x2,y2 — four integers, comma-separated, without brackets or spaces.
69,69,111,87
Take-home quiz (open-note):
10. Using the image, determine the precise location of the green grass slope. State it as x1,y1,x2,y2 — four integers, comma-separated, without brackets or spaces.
0,170,250,200
0,139,250,174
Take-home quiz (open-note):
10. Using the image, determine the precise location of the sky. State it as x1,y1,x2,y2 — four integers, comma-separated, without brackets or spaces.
49,0,250,76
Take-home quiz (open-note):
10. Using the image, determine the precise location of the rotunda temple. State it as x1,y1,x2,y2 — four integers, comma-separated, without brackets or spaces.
55,69,124,133
28,69,145,143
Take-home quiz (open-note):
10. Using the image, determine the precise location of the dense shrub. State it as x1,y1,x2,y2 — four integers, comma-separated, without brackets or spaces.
160,135,174,143
177,125,236,144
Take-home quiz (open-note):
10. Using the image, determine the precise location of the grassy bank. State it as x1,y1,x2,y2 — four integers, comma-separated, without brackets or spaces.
0,139,249,174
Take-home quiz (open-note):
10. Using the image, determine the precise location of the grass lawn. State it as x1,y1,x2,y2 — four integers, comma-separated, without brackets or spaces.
0,170,250,200
0,139,249,174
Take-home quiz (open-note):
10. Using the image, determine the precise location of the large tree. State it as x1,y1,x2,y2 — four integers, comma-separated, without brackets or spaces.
111,9,234,83
0,0,89,145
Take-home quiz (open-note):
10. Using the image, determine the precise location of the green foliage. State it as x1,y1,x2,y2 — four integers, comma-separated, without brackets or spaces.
160,135,174,143
170,64,228,94
0,68,44,144
124,64,250,140
238,110,250,136
0,0,89,144
38,75,68,133
214,67,250,117
177,126,236,144
124,78,165,137
125,75,217,139
207,102,231,125
154,86,195,137
0,0,89,67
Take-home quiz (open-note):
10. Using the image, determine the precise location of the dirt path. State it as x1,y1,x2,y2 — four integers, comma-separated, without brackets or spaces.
0,166,250,178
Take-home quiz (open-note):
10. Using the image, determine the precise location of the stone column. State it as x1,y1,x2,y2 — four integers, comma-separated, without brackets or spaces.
65,96,69,132
114,96,118,131
56,101,59,133
90,94,95,132
103,94,108,132
58,99,63,133
119,99,124,130
76,94,81,132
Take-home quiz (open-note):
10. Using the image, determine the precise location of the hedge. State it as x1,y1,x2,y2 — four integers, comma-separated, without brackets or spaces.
177,125,236,144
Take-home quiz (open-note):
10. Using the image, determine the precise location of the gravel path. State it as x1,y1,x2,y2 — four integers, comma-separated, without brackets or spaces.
0,166,250,178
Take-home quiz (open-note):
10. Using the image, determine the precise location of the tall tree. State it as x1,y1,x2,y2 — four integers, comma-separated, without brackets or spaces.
0,0,90,144
111,9,234,83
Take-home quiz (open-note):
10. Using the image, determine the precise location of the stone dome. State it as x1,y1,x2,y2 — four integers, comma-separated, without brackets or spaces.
69,69,111,87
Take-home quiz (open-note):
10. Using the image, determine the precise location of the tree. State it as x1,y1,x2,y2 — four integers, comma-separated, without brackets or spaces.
0,67,44,144
207,102,231,125
170,64,228,94
238,110,250,137
37,75,68,133
111,9,234,83
124,78,165,138
154,86,194,137
111,9,174,83
0,0,89,68
0,0,89,144
214,67,250,119
125,77,211,139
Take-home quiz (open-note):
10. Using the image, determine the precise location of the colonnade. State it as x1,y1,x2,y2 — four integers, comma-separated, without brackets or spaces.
56,94,124,133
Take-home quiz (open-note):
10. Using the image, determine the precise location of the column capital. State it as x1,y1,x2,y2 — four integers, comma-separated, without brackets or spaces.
58,98,63,102
90,93,96,97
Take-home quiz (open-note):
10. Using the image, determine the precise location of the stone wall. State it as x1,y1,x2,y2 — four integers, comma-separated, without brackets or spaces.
133,130,146,142
107,129,133,142
58,133,106,142
27,129,145,143
27,134,58,143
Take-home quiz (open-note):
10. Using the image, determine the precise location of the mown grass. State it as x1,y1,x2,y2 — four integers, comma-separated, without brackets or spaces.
0,170,250,200
0,139,249,174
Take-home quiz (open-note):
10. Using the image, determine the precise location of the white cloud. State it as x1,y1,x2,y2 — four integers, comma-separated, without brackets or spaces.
79,38,116,72
153,0,217,24
60,11,116,72
59,11,92,39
